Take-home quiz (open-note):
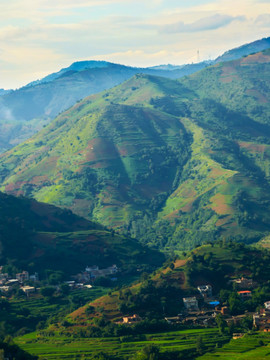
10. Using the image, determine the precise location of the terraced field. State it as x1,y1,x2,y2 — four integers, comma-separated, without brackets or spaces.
1,51,270,250
15,328,230,359
197,332,270,359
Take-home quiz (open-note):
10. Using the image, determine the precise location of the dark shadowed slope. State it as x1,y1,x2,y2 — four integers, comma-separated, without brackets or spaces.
0,191,164,274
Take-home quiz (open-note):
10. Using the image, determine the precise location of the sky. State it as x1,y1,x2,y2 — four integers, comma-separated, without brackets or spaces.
0,0,270,89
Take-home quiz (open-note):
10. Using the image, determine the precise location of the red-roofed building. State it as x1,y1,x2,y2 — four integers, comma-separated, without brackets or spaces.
238,290,252,300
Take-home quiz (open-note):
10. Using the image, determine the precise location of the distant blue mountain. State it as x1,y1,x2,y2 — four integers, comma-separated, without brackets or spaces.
147,64,184,70
21,36,270,90
0,89,11,96
215,37,270,63
24,60,111,87
0,36,269,153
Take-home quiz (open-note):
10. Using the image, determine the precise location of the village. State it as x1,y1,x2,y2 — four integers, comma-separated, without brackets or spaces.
121,277,270,334
0,264,119,297
2,264,270,335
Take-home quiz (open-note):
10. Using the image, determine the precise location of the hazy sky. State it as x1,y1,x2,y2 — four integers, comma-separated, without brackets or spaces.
0,0,270,89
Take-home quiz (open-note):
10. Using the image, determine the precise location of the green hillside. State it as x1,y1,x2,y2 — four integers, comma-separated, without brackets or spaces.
0,192,163,274
1,50,270,249
62,241,270,324
14,242,270,359
0,75,192,229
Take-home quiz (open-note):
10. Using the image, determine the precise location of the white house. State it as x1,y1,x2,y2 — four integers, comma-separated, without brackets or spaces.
183,297,199,311
264,301,270,310
197,285,212,298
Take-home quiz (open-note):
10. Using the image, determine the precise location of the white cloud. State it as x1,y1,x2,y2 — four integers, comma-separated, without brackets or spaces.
160,14,245,33
0,0,269,88
255,14,270,27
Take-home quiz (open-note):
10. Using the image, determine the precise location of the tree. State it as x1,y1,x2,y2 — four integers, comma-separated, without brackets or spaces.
0,298,10,312
140,273,149,282
47,271,64,285
215,314,227,334
60,283,70,295
93,277,112,287
240,316,253,331
40,286,55,298
196,336,204,355
85,305,95,316
228,293,243,315
91,352,114,360
134,344,160,360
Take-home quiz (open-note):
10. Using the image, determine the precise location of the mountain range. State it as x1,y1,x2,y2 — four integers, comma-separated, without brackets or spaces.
0,89,11,96
0,37,269,154
2,35,270,360
1,48,270,250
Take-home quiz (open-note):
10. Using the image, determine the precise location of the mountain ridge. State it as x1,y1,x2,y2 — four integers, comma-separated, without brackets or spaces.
1,50,270,249
0,37,269,154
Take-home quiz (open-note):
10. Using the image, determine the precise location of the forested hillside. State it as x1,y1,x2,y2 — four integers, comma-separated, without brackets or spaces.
1,50,270,249
0,192,163,274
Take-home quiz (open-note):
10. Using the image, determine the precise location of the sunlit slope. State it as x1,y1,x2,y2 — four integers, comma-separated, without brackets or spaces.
0,75,192,228
161,49,270,248
1,51,270,249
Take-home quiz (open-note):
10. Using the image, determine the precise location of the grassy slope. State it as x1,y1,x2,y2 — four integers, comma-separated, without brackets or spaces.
1,52,270,249
141,50,270,248
3,287,108,337
0,75,192,229
63,243,270,324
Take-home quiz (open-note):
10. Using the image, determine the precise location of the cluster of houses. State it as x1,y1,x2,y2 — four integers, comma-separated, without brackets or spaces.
164,284,220,326
0,270,39,296
55,264,119,291
0,264,119,298
253,304,270,332
74,264,118,283
119,277,270,329
182,284,216,312
163,278,270,330
229,277,255,289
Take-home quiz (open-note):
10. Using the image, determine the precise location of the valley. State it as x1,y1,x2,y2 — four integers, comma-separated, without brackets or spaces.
1,36,270,360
